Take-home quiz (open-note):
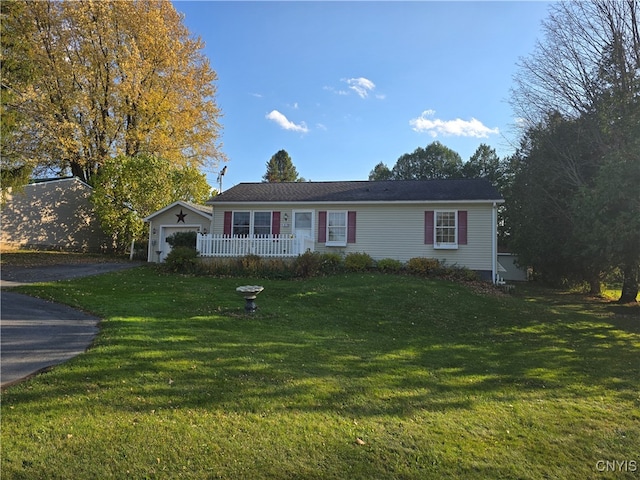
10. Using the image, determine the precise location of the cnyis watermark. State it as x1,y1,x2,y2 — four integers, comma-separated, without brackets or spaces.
595,460,637,473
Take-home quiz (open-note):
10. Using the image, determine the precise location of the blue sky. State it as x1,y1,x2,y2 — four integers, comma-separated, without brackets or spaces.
174,1,551,190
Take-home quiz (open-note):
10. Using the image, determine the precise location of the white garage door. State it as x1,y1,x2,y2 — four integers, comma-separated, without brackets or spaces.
160,226,199,262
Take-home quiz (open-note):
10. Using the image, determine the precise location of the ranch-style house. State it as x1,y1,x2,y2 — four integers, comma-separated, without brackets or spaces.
145,179,504,282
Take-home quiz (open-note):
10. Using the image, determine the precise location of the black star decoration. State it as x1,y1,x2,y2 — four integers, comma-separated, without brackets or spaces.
176,209,187,223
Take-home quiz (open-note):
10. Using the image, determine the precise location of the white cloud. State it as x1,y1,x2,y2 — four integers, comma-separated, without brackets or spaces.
266,110,309,133
325,78,382,99
409,110,499,138
323,85,349,96
514,117,532,129
344,77,376,98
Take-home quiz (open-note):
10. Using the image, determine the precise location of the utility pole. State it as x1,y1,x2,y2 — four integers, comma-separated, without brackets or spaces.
217,165,227,193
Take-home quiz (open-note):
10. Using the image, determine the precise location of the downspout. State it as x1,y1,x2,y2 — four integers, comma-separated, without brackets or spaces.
491,202,497,284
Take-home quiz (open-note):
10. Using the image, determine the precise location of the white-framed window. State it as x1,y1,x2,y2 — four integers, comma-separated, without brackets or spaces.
232,211,250,236
326,210,347,246
232,211,272,237
435,210,457,249
253,211,272,236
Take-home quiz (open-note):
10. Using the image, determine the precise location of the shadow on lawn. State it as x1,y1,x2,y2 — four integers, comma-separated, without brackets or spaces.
8,300,639,419
515,285,640,334
4,271,638,419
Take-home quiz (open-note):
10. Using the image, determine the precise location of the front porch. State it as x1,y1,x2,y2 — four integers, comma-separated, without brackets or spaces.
196,234,314,258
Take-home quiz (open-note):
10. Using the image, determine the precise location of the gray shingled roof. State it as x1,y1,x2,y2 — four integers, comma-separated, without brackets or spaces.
182,201,213,215
208,179,503,203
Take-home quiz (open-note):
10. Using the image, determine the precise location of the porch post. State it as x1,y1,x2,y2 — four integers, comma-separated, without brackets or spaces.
492,202,497,284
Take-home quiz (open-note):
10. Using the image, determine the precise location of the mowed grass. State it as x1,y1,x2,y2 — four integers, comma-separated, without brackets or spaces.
1,267,638,479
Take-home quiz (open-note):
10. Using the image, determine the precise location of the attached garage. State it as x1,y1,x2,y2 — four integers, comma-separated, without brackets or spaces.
144,201,212,262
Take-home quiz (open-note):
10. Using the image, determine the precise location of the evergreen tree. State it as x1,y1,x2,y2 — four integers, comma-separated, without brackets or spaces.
262,150,300,182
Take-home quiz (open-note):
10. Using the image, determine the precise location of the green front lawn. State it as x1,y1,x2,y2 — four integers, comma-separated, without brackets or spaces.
2,268,638,479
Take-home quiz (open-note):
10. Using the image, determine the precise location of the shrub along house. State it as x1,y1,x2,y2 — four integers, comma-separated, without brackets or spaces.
191,179,504,282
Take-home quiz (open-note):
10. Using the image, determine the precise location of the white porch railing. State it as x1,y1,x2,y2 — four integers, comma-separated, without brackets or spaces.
197,234,312,258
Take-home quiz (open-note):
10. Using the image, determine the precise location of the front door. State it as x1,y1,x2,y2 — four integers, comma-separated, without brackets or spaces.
293,211,314,253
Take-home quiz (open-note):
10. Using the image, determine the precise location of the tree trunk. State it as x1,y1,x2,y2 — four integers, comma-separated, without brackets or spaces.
589,277,601,296
70,161,86,183
619,263,639,303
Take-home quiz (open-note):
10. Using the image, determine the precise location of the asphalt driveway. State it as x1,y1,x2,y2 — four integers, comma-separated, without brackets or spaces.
0,262,139,288
0,262,141,388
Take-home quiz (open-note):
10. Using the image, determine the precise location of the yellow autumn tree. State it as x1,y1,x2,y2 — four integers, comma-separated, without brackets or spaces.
4,0,223,183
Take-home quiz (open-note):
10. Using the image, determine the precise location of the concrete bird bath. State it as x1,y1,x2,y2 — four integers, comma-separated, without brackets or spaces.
236,285,264,313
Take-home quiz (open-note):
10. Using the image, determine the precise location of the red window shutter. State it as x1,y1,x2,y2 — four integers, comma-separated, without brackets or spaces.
272,211,281,235
458,210,467,245
223,211,232,236
424,211,434,244
318,211,327,243
347,211,357,243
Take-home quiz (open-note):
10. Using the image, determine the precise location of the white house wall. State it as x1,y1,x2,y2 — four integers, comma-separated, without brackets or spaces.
211,202,495,271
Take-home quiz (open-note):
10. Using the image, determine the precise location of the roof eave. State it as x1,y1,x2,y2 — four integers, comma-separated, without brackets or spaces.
143,200,212,222
207,198,504,206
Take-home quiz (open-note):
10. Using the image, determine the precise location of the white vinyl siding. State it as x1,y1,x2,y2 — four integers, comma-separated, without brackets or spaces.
211,202,495,271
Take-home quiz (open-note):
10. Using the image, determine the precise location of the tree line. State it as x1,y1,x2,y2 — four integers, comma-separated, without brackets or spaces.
368,141,508,190
509,0,639,302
